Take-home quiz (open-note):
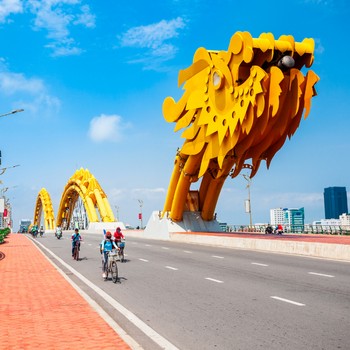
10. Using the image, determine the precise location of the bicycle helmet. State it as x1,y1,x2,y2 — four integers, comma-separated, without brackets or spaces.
106,231,112,239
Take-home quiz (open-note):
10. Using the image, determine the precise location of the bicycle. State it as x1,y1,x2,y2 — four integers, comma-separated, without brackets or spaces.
117,238,125,262
73,240,82,261
102,250,118,283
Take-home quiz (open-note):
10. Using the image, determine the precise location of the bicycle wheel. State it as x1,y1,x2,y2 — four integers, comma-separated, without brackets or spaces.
111,261,118,283
75,247,79,261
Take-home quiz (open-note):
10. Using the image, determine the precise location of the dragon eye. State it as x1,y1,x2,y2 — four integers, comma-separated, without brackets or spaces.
213,70,224,90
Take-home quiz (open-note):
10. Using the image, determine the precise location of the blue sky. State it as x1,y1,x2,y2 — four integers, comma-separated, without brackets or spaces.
1,0,349,229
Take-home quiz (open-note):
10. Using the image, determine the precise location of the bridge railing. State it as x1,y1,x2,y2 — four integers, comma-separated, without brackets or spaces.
223,224,350,235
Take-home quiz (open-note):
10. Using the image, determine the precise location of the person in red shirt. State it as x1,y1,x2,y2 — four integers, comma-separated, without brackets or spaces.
113,227,124,243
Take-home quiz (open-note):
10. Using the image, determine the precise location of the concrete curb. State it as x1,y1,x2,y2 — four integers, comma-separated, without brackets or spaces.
123,231,350,261
169,233,350,261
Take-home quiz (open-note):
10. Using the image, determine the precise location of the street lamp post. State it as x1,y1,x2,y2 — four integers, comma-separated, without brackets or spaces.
0,109,24,118
138,199,143,229
114,206,119,222
241,174,252,227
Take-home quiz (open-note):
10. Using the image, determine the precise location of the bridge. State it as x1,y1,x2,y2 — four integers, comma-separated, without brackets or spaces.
33,168,117,231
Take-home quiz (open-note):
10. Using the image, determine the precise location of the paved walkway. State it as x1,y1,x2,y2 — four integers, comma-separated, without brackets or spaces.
0,233,131,350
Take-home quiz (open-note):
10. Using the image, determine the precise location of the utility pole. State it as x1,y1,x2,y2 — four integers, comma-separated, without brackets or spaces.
242,173,252,227
114,206,119,222
138,199,143,229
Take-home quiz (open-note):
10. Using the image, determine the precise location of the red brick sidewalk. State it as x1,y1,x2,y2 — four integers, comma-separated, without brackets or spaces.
0,233,131,350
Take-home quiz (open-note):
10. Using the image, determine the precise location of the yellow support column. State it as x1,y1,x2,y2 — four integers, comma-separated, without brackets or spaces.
86,197,99,222
94,189,109,222
103,197,115,222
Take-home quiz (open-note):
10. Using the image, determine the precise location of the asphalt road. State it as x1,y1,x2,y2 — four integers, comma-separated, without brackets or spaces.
30,232,350,350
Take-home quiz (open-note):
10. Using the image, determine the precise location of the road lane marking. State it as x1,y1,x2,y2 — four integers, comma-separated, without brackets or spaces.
183,251,192,253
30,238,179,350
124,254,128,257
271,296,305,306
132,242,137,245
251,263,268,266
162,247,169,250
139,259,149,262
27,237,144,350
205,278,224,283
308,272,334,278
88,244,92,246
212,256,224,259
165,266,178,271
145,244,152,247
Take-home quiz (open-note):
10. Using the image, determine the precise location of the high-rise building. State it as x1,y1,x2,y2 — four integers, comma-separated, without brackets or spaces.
324,187,348,219
284,207,305,232
270,207,284,225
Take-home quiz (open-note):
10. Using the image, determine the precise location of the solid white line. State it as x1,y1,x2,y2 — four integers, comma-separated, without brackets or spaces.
27,236,143,350
205,278,224,283
212,255,224,259
139,258,149,262
162,247,169,250
251,262,268,267
308,272,334,278
271,296,305,306
183,251,192,253
165,266,178,271
31,238,179,350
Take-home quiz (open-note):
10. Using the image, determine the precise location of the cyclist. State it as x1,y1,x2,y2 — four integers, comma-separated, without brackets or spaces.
113,227,124,244
71,228,82,257
32,225,38,238
55,225,62,237
39,226,44,237
100,231,118,278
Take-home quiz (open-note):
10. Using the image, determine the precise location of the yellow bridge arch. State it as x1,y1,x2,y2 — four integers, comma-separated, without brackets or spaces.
33,168,115,229
56,168,115,227
33,188,55,230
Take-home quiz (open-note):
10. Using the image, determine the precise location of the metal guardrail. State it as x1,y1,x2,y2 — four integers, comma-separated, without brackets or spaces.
224,224,350,235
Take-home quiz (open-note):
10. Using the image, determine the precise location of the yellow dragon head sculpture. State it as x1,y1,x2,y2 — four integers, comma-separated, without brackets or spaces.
163,31,319,180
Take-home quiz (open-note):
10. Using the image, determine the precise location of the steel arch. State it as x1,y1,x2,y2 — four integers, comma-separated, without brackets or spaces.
33,188,55,230
56,168,115,227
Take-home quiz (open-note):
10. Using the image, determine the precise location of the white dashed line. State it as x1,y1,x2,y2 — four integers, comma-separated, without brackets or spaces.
139,259,149,262
162,247,169,250
146,244,152,247
88,244,92,246
251,262,268,266
183,251,192,253
124,254,128,257
205,278,224,283
132,242,137,245
308,272,334,278
212,255,224,259
271,296,305,306
165,266,178,271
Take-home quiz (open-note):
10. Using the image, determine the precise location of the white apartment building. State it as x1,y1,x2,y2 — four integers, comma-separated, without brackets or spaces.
312,219,341,228
340,213,350,228
270,207,284,226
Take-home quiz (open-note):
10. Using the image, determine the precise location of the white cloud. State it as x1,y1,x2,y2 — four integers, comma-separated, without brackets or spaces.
0,0,23,23
27,0,96,56
0,62,60,113
120,17,185,49
314,38,325,54
73,4,95,28
119,17,186,70
88,114,130,143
